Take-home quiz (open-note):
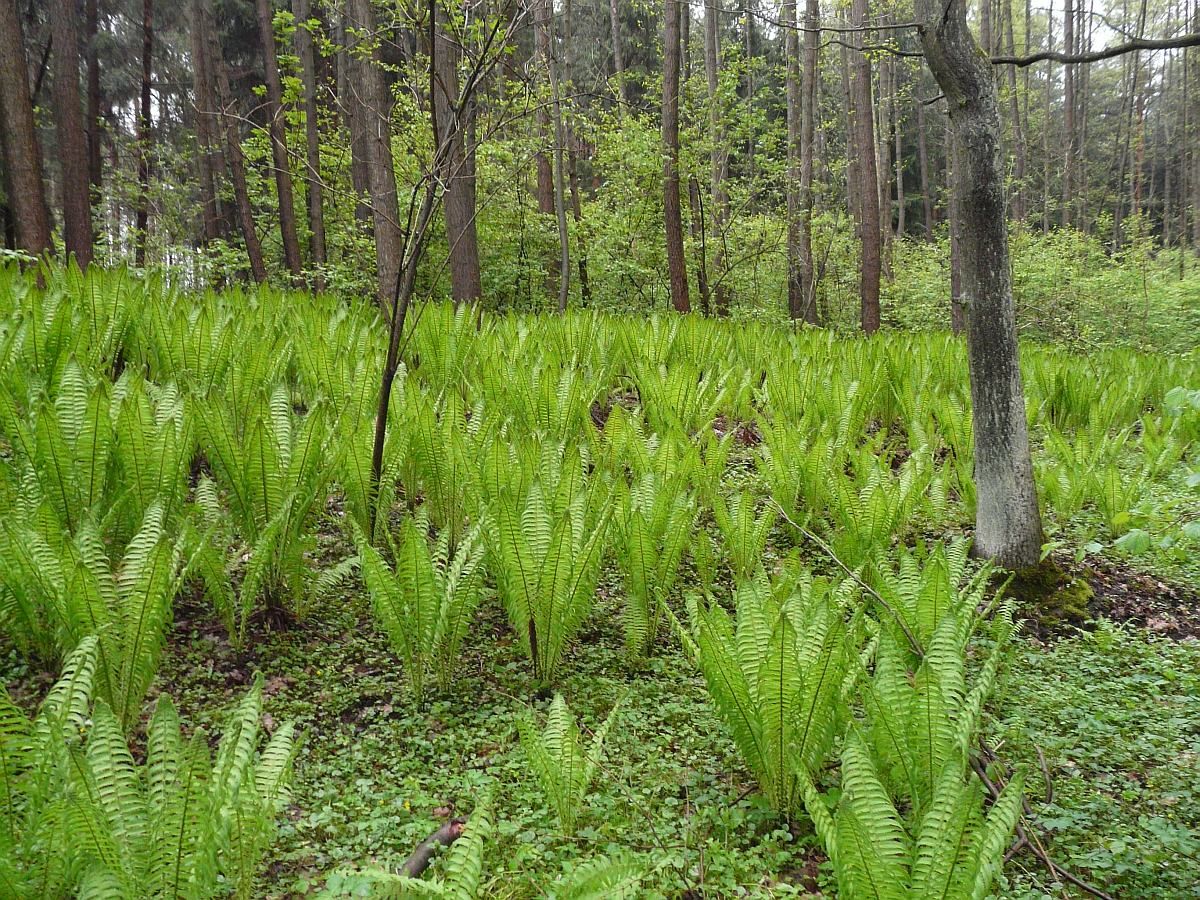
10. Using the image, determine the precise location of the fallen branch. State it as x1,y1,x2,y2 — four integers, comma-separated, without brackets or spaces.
400,818,467,878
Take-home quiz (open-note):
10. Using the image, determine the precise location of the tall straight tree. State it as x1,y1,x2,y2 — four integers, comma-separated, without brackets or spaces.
1062,0,1076,226
85,0,102,202
848,0,881,332
49,0,94,266
0,0,52,258
798,0,819,321
205,0,268,282
662,0,690,312
345,0,403,304
433,0,483,303
294,0,328,288
704,0,729,313
191,0,224,246
257,0,304,277
534,0,555,217
135,0,153,266
916,0,1045,567
784,0,803,320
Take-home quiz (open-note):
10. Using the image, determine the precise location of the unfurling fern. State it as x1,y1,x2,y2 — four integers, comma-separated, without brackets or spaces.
356,515,486,702
518,694,621,834
614,473,696,658
328,793,493,899
690,571,854,815
482,474,610,686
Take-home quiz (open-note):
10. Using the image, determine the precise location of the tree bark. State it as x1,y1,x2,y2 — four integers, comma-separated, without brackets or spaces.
206,0,268,282
85,0,102,206
1062,0,1076,226
784,0,803,320
663,0,690,311
49,0,94,267
849,0,881,333
547,1,570,311
916,0,1045,568
345,0,404,305
434,0,482,303
704,0,729,313
798,0,819,322
191,0,223,246
1004,0,1026,222
257,0,304,277
336,12,372,224
135,0,153,267
0,0,52,258
534,0,555,216
610,0,628,106
294,0,328,288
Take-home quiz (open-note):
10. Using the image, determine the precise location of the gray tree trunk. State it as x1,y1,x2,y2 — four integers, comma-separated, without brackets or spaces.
916,0,1045,568
294,0,328,288
256,0,303,277
49,0,94,266
663,0,690,312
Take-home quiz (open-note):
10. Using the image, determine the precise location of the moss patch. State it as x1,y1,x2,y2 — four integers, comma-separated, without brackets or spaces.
1001,559,1095,638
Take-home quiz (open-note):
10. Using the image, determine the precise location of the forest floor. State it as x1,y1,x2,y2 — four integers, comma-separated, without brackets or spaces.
112,506,1196,899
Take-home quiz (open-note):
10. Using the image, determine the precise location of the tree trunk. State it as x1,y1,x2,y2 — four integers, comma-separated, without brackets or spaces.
191,0,222,246
798,0,819,322
849,0,881,333
1062,0,1076,226
1004,0,1025,222
534,0,555,216
610,0,628,106
0,0,52,258
547,1,570,311
704,0,729,313
563,0,591,305
134,0,153,267
434,0,483,303
916,90,934,237
663,0,690,312
336,13,372,224
85,0,102,206
294,0,327,288
892,61,905,237
49,0,94,267
346,0,403,304
206,0,268,282
948,128,965,333
916,0,1045,568
257,0,303,277
784,0,802,320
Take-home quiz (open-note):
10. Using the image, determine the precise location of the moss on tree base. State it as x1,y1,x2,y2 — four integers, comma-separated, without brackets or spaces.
1002,558,1095,634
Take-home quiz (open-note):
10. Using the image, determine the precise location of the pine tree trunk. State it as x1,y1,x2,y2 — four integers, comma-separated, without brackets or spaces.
916,0,1044,569
849,0,881,333
345,0,403,304
257,0,303,277
294,0,327,288
49,0,94,267
0,0,52,257
206,0,268,282
798,0,819,322
85,0,102,206
434,0,482,303
704,0,729,313
135,0,153,267
663,0,690,312
191,0,222,246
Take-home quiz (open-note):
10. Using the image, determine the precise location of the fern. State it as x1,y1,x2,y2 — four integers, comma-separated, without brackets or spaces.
710,491,776,582
614,473,696,658
356,515,486,702
518,694,621,834
690,571,853,815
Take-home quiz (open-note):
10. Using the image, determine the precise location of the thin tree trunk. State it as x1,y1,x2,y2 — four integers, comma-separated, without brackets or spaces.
547,2,570,311
49,0,94,266
85,0,102,207
1004,0,1026,222
0,0,52,257
663,0,690,311
687,176,712,313
610,0,628,106
742,0,756,194
135,0,153,267
949,128,965,332
1062,0,1076,226
785,0,802,319
534,0,555,216
434,0,482,303
916,90,934,237
294,0,327,288
798,0,819,322
917,0,1045,569
849,0,881,333
346,0,403,304
893,61,905,237
705,0,729,313
1042,6,1053,232
337,13,371,224
206,0,267,282
563,0,591,305
191,0,222,246
257,0,303,277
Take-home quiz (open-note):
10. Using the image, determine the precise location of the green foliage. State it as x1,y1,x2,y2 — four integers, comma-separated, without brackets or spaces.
356,515,486,702
0,640,293,899
517,695,621,835
689,570,854,815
